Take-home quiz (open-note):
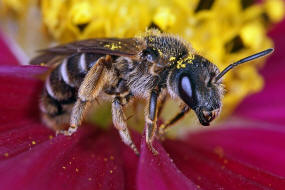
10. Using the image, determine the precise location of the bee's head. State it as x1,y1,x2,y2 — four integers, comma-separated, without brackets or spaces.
168,48,273,126
168,55,222,126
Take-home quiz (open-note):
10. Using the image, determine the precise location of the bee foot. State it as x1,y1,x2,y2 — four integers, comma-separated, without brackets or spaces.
67,125,78,135
146,141,158,155
56,130,69,136
131,143,140,156
56,125,77,136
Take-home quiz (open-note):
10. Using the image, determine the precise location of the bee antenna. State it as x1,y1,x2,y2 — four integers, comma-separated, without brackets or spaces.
215,48,274,82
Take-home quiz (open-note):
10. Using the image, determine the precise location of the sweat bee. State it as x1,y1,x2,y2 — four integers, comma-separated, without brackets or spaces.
30,30,273,155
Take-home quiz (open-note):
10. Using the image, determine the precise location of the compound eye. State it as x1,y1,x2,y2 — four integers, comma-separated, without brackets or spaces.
178,76,194,107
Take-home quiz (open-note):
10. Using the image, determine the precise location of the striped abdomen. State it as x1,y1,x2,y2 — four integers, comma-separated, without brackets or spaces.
40,53,103,128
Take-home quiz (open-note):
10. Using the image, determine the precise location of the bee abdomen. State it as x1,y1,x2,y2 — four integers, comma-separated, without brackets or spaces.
45,53,103,100
41,53,104,127
40,90,63,116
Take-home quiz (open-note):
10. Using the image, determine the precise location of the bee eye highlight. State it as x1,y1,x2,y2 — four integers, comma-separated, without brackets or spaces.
178,76,194,107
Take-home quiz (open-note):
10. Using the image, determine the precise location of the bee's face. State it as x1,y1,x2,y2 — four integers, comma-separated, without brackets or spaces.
170,55,223,126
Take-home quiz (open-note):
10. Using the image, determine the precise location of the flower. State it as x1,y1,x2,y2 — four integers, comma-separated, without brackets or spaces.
0,18,285,190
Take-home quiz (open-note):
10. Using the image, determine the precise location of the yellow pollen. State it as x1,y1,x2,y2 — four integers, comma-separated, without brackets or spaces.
214,146,224,158
157,49,163,56
104,43,121,50
32,141,36,145
4,152,9,157
176,54,194,69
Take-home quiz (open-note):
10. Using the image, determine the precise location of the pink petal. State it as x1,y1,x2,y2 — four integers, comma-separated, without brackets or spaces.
0,34,19,66
137,135,198,190
235,19,285,125
164,124,285,190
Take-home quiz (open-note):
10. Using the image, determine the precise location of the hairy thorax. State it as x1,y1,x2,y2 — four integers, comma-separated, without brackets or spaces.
111,56,160,98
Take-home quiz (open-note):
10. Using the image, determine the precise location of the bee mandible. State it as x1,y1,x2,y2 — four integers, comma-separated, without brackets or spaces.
30,30,273,155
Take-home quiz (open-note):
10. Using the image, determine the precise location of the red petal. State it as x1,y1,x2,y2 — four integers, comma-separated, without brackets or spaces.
119,131,140,190
0,125,128,190
0,34,19,66
164,124,285,190
235,19,285,125
137,136,198,190
0,65,47,127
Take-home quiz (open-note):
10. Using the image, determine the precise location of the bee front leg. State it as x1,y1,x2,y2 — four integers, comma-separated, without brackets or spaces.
145,89,161,155
158,106,190,139
60,56,110,136
112,97,139,155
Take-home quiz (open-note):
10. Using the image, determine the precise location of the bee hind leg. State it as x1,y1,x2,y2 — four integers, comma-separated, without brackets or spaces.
145,89,162,155
64,56,111,136
112,96,139,155
63,100,93,136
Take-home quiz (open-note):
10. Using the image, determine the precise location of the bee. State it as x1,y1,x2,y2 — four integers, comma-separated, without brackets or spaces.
30,30,273,155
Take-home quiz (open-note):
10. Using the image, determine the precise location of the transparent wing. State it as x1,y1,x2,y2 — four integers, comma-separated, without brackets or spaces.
30,38,145,66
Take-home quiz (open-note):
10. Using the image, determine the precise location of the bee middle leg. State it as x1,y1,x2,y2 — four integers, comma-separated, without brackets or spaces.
60,56,111,135
112,96,139,155
145,89,162,155
157,95,167,118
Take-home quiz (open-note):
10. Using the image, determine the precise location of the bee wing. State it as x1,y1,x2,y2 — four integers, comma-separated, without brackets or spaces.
30,38,145,66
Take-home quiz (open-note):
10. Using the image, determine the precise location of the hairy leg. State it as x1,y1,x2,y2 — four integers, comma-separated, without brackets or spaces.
145,89,161,155
112,96,139,155
157,94,167,118
60,56,111,135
